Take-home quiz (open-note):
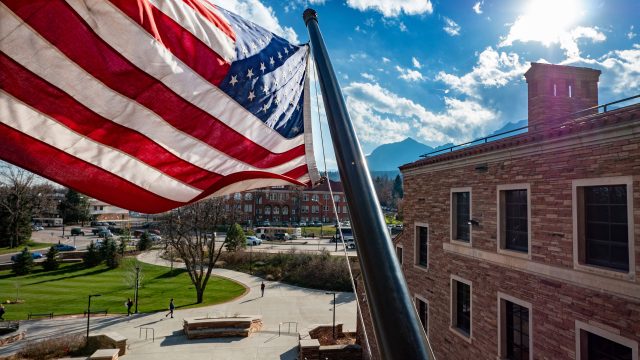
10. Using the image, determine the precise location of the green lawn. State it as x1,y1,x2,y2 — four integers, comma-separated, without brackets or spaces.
301,226,336,237
0,258,246,320
0,241,52,255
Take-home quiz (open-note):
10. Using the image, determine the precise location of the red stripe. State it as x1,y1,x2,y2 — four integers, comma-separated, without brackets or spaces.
0,52,222,191
3,0,306,169
181,0,236,41
108,0,230,86
0,123,183,214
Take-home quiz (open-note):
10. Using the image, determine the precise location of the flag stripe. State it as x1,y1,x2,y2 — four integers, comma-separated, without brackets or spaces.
148,0,236,62
3,0,304,169
0,123,184,213
108,0,230,86
66,0,304,153
182,0,236,43
0,14,307,177
0,52,225,191
0,91,202,203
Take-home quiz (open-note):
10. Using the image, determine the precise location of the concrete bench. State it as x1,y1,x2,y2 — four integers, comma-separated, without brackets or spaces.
28,312,53,320
89,332,127,356
89,348,119,360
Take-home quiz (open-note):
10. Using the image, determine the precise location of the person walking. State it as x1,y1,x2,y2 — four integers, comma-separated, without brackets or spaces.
165,298,175,318
260,281,265,297
126,298,133,316
0,304,5,320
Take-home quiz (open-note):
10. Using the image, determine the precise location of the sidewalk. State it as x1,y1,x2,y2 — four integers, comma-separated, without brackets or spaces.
0,250,357,360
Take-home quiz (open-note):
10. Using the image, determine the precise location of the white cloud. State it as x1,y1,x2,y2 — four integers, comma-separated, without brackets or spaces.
436,47,528,97
399,22,408,32
628,25,637,40
396,65,425,82
443,17,461,36
212,0,299,43
345,0,433,17
382,57,391,63
472,2,483,14
563,45,640,94
343,82,500,146
412,57,422,69
361,72,376,81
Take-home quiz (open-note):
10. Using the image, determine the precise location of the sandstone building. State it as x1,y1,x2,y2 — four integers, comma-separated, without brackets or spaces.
388,63,640,359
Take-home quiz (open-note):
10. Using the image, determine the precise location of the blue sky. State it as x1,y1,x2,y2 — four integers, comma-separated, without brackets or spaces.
213,1,635,169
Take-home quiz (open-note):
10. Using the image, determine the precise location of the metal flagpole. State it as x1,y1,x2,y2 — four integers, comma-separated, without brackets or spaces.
303,9,433,360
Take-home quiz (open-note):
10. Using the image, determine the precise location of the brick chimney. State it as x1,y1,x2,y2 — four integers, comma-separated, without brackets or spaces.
524,63,601,131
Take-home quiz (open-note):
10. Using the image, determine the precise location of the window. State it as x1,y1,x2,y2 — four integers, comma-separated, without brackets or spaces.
282,206,289,215
396,246,403,264
264,206,271,215
498,185,530,255
311,205,319,214
415,297,428,335
244,193,253,201
243,204,252,213
301,206,309,214
415,226,428,268
334,195,340,202
574,177,633,275
451,276,471,338
499,293,532,360
312,194,319,202
256,196,263,205
323,205,329,212
343,205,348,214
234,192,241,201
273,206,280,215
451,189,471,243
576,320,638,360
303,194,309,201
324,194,330,200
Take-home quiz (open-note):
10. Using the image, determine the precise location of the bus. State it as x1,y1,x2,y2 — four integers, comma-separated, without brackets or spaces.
32,217,63,227
254,226,302,240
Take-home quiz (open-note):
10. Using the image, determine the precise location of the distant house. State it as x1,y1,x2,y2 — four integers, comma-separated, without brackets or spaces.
89,198,129,221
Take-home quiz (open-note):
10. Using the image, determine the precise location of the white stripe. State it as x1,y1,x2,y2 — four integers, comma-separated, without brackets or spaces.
147,0,236,63
0,91,202,203
212,178,306,197
0,5,307,177
67,0,304,153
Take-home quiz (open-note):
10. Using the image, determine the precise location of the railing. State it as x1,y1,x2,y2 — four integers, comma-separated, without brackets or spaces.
421,94,640,158
278,321,298,336
139,327,155,342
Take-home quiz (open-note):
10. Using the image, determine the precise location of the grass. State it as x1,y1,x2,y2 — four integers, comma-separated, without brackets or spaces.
0,241,52,255
301,226,336,237
0,258,246,320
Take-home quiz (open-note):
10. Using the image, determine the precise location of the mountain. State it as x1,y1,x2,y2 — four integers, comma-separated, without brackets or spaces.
363,120,528,172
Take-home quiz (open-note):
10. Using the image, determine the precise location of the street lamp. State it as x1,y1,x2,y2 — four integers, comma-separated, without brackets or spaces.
134,265,140,313
86,293,102,343
326,292,336,339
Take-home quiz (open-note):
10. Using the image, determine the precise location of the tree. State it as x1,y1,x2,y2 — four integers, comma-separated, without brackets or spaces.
0,166,35,248
225,223,246,252
58,188,90,225
137,232,152,251
392,174,404,199
161,198,227,303
12,247,34,275
101,237,120,269
83,241,101,268
42,245,60,271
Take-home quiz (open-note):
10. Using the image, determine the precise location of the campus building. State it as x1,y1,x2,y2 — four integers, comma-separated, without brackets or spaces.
375,63,640,359
222,179,350,226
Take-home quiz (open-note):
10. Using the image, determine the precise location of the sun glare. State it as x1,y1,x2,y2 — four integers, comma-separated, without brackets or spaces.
509,0,583,46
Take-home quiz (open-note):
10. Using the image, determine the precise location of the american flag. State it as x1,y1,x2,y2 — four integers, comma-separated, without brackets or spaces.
0,0,319,213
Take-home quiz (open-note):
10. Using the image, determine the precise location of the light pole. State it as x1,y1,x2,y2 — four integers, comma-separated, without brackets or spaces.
134,265,140,313
326,292,336,339
86,293,102,343
249,241,253,275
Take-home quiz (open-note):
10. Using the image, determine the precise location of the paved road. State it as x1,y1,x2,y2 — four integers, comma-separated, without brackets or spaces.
0,250,358,360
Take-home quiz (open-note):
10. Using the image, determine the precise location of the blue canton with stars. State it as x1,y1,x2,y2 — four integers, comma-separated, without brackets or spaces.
217,7,308,139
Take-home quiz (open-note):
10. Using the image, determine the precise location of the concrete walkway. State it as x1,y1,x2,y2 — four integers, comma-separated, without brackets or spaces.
0,250,357,360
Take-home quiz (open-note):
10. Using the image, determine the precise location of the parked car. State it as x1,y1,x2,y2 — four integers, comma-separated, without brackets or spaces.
149,234,162,242
31,225,44,231
246,236,262,246
53,244,77,252
108,222,116,226
299,222,307,227
274,232,291,241
97,229,113,238
11,251,43,262
70,228,85,236
312,221,322,226
291,222,299,227
91,226,108,235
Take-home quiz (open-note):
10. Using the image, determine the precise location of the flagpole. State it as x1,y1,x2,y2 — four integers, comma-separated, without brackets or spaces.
303,9,433,360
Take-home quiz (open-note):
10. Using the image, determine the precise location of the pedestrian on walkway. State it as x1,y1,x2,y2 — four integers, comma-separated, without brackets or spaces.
165,298,175,318
126,298,133,316
0,304,5,320
260,281,265,297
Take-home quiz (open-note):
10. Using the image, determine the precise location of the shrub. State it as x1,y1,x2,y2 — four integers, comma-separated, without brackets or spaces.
83,241,101,268
118,237,127,256
101,238,120,269
137,232,152,251
12,247,34,275
42,246,60,271
18,334,85,360
224,223,246,252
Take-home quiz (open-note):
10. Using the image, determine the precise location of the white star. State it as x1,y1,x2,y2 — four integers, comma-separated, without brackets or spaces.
260,62,266,72
263,102,270,112
292,126,299,133
284,48,289,55
275,97,280,105
263,84,269,94
248,91,255,101
242,46,248,57
277,52,283,60
246,68,254,79
296,103,300,111
251,42,257,51
269,57,275,66
229,75,238,86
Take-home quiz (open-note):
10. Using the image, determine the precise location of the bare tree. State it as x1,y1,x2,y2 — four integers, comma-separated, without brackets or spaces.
162,198,228,303
0,165,36,248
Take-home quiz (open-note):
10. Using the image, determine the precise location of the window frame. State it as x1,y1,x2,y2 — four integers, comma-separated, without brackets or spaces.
396,245,403,265
450,274,472,342
414,294,429,337
450,187,472,246
497,184,532,259
414,223,429,271
575,320,638,360
572,176,635,278
498,292,533,360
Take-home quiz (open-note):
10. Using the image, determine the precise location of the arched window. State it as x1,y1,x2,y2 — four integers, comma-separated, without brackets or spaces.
273,206,280,215
265,206,271,215
283,206,289,215
245,193,253,201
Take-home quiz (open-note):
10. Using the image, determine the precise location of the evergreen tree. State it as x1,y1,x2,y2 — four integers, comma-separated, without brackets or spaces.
42,245,60,271
118,236,127,257
58,189,90,225
392,174,404,199
137,232,152,251
12,247,34,275
83,241,101,268
225,223,246,252
102,238,120,269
